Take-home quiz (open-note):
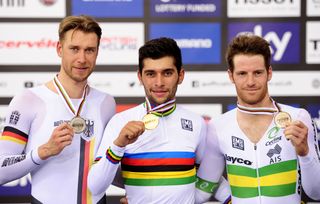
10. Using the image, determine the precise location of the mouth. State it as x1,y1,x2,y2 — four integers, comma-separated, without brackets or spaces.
152,90,167,97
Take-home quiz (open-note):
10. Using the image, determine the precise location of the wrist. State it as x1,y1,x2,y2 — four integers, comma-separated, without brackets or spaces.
38,145,51,160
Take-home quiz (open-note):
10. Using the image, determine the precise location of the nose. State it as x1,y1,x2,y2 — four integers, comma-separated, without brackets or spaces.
155,74,164,87
246,74,255,86
77,50,86,64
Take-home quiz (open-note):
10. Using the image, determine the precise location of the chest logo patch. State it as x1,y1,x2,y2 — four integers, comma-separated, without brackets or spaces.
9,110,20,125
232,136,244,151
181,118,193,131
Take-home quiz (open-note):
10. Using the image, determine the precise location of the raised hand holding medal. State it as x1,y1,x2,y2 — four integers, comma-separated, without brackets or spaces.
53,75,88,134
142,97,176,130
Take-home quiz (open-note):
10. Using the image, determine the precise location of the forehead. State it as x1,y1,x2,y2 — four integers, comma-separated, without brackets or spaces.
233,54,266,70
142,56,176,72
62,29,98,46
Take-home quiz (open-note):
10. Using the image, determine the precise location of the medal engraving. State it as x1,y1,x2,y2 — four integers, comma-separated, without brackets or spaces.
70,116,86,134
142,114,159,130
274,112,291,128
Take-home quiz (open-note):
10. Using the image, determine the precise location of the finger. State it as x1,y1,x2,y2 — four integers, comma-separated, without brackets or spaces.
125,122,145,138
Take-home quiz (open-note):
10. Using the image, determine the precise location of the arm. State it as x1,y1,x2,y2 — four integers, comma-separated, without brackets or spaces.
0,90,75,185
88,115,144,196
195,120,228,204
288,109,320,200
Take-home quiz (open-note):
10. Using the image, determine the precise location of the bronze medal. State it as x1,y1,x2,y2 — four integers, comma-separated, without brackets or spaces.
274,111,291,128
70,116,86,134
142,113,159,130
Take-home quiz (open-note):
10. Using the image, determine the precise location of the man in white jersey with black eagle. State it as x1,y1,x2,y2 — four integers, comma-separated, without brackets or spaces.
0,15,116,204
195,34,320,204
88,37,231,204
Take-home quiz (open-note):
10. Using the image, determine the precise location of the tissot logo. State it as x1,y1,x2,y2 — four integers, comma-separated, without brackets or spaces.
228,22,300,63
228,0,300,17
0,0,24,7
234,0,294,4
309,39,320,51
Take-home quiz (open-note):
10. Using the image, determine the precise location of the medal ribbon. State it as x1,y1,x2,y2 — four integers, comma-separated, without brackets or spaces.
53,75,88,117
237,99,281,115
145,97,176,117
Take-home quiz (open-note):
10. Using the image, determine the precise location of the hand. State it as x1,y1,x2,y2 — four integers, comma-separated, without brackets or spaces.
113,121,145,147
284,120,309,156
120,196,128,204
38,122,74,160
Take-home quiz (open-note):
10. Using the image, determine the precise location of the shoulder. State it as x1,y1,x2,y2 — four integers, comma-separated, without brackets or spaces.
279,103,310,119
88,87,114,101
213,108,236,124
10,86,46,105
176,105,203,120
112,103,143,121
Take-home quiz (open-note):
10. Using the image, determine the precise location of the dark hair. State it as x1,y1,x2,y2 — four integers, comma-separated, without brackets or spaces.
58,15,102,46
226,34,271,72
138,37,182,73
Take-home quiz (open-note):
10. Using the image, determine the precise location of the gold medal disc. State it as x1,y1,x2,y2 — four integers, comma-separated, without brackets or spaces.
70,116,86,134
274,112,291,128
142,114,159,130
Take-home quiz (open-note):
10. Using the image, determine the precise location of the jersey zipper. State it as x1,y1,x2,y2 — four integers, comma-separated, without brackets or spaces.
254,144,262,204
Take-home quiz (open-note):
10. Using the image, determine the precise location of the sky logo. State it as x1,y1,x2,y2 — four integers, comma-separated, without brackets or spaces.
228,22,300,63
150,23,221,64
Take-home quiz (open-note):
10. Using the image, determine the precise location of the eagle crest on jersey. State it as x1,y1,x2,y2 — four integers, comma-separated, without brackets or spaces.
82,119,94,141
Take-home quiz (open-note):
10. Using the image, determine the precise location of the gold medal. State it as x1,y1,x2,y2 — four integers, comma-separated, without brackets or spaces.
142,113,159,130
70,116,86,134
274,111,291,128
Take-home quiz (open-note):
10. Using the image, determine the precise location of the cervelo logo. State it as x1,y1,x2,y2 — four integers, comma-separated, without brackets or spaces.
0,39,57,49
225,154,253,165
175,38,212,48
99,36,138,51
237,25,291,61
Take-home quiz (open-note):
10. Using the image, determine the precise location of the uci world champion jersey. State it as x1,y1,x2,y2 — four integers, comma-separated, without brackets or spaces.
88,103,208,204
196,103,320,204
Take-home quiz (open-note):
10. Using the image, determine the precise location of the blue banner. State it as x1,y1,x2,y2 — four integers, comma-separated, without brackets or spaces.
150,23,221,64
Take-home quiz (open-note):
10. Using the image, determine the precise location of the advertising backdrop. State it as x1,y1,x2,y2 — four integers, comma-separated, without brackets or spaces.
0,0,319,203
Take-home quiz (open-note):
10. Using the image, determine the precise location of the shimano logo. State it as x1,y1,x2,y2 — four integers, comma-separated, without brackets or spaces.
176,38,212,48
225,154,253,166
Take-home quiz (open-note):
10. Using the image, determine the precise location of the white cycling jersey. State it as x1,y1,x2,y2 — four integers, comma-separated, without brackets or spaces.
0,85,116,204
89,103,217,204
196,103,320,204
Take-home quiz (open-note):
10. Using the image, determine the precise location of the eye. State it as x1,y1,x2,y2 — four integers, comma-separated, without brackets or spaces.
70,47,79,52
85,48,96,54
145,72,155,77
164,70,173,77
255,70,264,76
237,71,246,76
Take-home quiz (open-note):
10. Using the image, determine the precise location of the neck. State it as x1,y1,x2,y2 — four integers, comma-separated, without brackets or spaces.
237,97,279,115
56,74,87,99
